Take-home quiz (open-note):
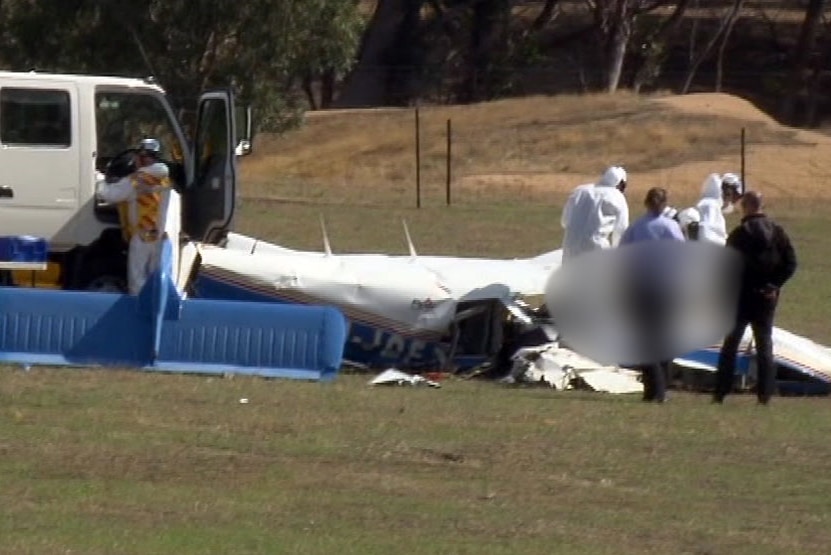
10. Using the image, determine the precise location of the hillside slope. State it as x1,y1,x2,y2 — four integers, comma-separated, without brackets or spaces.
240,92,831,206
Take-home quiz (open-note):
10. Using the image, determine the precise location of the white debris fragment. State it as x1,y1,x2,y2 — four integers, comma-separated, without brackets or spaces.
577,367,643,394
370,368,441,388
507,345,573,389
508,342,643,394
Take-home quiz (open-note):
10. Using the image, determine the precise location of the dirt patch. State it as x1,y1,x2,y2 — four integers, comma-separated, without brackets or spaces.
454,93,831,202
653,92,781,126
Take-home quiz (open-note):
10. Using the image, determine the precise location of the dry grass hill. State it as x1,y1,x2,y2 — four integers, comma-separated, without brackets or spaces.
240,92,831,210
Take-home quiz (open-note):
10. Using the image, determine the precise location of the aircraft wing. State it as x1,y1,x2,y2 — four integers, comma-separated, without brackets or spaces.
195,243,457,339
675,326,831,394
223,232,560,300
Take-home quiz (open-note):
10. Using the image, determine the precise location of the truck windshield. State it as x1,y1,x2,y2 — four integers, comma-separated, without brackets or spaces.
95,90,186,168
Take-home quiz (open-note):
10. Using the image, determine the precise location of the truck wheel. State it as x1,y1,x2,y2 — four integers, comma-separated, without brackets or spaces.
64,229,129,293
75,256,128,293
84,274,127,293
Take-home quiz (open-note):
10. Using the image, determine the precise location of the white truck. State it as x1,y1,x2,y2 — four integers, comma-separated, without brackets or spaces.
0,70,252,291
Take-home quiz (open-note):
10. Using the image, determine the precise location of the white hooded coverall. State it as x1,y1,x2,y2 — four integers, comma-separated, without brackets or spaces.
676,207,702,241
695,173,728,246
560,166,629,262
96,162,172,295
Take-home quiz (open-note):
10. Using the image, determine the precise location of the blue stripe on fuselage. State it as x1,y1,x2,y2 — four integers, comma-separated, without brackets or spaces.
192,275,457,369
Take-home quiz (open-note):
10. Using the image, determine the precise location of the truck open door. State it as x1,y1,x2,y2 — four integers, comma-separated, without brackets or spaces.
182,89,251,245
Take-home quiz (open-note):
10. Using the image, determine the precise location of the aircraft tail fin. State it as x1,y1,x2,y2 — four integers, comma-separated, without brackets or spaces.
402,220,418,260
320,215,333,257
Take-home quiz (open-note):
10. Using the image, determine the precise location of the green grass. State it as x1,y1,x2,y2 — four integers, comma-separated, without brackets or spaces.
2,195,829,554
3,369,831,554
762,207,831,343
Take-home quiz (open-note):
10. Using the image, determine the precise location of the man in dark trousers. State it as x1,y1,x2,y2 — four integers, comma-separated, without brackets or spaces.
620,187,686,403
714,190,797,405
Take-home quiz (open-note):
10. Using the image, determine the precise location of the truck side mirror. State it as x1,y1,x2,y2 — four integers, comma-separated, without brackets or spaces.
235,105,253,157
235,139,252,156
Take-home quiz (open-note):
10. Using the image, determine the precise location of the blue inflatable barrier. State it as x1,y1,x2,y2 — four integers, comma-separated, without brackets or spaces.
0,238,348,381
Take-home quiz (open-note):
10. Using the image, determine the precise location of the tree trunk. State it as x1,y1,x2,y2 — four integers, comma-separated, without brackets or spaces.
632,0,690,93
688,0,700,67
302,74,318,110
781,0,826,125
333,0,413,108
385,0,424,105
528,0,560,34
606,29,628,92
605,0,632,93
463,0,510,103
805,67,822,127
714,0,743,92
320,68,336,109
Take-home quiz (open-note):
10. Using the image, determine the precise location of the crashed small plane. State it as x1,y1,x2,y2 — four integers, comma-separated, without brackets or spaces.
191,220,558,372
187,221,831,395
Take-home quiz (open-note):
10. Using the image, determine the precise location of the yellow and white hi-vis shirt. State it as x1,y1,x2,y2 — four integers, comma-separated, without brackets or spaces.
97,163,172,243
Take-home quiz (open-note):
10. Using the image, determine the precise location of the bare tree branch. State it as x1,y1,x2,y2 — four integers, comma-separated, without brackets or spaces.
126,21,158,79
632,0,691,92
681,0,743,94
634,0,672,15
781,0,827,124
715,0,743,92
529,0,561,33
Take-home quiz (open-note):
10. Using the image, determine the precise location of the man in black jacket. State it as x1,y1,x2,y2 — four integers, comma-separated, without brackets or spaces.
714,190,797,405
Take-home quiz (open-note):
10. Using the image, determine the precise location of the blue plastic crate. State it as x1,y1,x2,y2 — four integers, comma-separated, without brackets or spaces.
0,236,48,264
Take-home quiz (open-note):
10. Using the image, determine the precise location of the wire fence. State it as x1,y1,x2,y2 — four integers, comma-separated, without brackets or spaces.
243,102,816,212
237,63,831,210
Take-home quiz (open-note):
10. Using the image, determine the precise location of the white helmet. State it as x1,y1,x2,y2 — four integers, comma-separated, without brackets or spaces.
599,165,627,192
721,172,742,193
677,207,701,228
138,138,162,157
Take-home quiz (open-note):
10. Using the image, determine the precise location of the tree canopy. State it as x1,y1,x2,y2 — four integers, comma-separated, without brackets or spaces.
1,0,830,129
0,0,364,130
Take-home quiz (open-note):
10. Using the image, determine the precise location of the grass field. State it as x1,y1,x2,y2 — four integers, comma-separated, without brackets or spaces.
3,370,831,554
2,92,831,554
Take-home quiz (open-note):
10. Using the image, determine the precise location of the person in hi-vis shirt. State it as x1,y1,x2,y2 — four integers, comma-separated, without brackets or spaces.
96,138,173,294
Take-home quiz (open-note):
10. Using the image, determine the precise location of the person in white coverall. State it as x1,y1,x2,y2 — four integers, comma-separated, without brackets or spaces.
560,166,629,262
696,173,743,245
96,138,173,295
676,207,702,241
720,173,743,209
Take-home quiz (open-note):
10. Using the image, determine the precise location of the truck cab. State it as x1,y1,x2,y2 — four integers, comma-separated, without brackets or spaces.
0,70,252,291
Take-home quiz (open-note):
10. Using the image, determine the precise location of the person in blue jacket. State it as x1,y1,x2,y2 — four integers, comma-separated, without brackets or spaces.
620,187,686,402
